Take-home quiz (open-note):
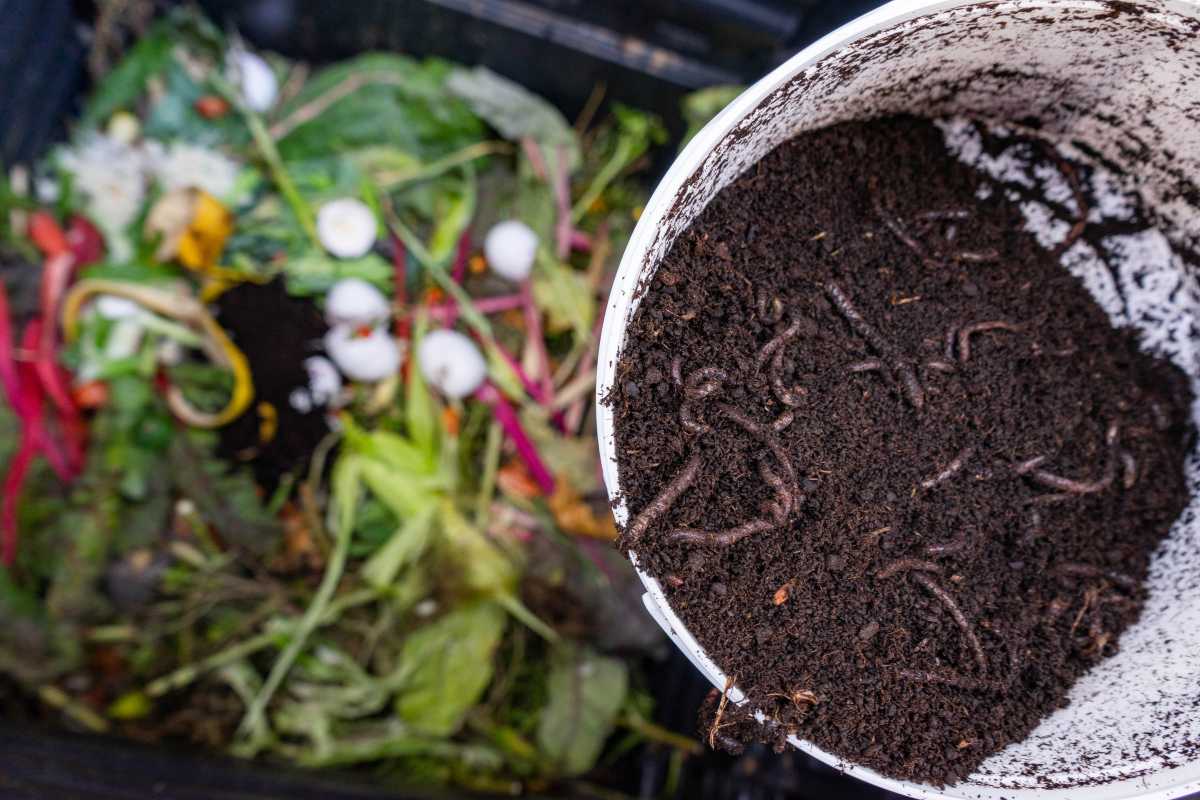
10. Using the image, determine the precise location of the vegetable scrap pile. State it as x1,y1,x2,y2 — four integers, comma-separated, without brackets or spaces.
611,116,1195,784
0,9,709,791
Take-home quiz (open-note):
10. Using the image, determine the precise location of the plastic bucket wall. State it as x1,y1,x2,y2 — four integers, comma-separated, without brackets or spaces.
594,1,1200,798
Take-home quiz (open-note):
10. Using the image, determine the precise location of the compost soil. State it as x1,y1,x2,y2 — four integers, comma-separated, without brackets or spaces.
611,115,1195,784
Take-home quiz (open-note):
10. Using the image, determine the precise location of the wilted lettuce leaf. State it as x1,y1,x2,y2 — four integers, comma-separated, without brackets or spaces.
394,601,507,735
446,67,579,169
536,644,628,775
532,251,593,339
275,55,484,163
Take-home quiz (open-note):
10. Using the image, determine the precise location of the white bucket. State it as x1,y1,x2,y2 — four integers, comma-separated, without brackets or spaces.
594,1,1200,798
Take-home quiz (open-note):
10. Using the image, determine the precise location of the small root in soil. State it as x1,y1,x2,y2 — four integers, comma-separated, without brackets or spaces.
912,572,989,675
920,446,976,489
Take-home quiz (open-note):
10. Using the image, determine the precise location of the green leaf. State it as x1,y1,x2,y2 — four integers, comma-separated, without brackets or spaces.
283,251,393,296
681,85,743,148
359,459,438,521
438,501,515,596
82,23,174,125
531,250,594,339
394,601,507,736
362,506,436,590
445,67,580,169
537,645,629,776
427,170,476,263
406,322,437,454
519,406,600,494
275,54,484,163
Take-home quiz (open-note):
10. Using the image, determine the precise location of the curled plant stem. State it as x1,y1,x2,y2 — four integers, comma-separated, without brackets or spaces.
912,572,989,675
876,558,943,580
625,452,703,542
667,519,774,547
920,446,976,489
958,321,1022,362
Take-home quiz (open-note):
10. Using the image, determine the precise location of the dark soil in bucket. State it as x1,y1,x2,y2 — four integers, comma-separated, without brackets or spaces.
610,115,1196,785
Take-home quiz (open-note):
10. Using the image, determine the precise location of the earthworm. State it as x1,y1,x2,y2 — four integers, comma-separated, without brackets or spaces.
916,209,971,221
912,572,989,674
1055,562,1138,590
826,282,923,409
943,325,959,361
667,518,774,546
759,458,794,524
1013,455,1048,475
771,410,795,432
1120,450,1137,489
756,289,784,324
925,532,970,557
670,356,683,387
679,403,711,435
920,446,976,489
716,404,799,493
1028,458,1115,495
684,367,728,397
958,321,1022,362
876,558,944,580
625,451,703,542
824,282,890,355
757,319,802,369
895,363,925,410
848,359,885,373
1045,146,1088,256
871,188,937,266
954,249,1000,263
895,669,1005,693
770,346,805,407
923,360,957,374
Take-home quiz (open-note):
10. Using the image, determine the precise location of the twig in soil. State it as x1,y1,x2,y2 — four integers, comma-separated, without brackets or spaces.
920,446,976,489
708,677,737,750
925,532,970,557
848,359,885,373
894,669,1005,693
1120,450,1138,489
756,319,802,369
667,519,775,547
1069,586,1099,636
1055,562,1137,590
876,558,944,580
958,321,1022,362
625,451,703,542
911,572,989,674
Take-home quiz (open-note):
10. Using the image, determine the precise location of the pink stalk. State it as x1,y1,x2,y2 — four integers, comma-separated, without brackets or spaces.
492,341,549,405
569,229,593,253
427,293,523,324
519,280,555,403
552,144,572,260
0,284,21,411
450,231,470,284
36,253,77,417
476,382,555,496
520,137,549,181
